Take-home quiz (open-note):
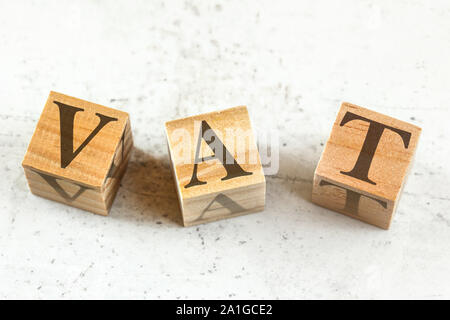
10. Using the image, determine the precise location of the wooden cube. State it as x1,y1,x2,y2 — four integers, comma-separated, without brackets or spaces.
22,91,133,215
312,102,421,229
165,106,266,226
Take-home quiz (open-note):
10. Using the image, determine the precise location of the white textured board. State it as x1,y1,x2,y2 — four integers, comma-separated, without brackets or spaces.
0,0,449,299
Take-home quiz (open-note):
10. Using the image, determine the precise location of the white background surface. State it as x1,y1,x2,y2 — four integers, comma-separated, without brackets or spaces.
1,0,449,299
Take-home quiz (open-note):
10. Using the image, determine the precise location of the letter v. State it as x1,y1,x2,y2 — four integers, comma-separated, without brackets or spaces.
54,101,118,168
33,170,91,203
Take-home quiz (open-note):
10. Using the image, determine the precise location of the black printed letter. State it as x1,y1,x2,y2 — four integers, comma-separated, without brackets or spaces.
319,180,387,215
33,170,92,203
340,112,411,185
185,120,252,188
54,101,118,168
194,193,246,222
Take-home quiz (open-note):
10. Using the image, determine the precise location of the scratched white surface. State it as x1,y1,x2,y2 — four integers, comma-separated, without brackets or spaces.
0,0,449,299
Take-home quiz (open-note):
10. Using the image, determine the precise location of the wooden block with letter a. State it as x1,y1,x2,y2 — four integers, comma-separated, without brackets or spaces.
22,91,133,215
312,102,421,229
165,106,266,226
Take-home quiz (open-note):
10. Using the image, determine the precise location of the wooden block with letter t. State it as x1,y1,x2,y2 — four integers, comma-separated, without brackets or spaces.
165,106,266,227
312,102,421,229
22,91,133,215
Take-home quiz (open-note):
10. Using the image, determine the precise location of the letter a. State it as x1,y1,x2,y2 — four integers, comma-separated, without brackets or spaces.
194,193,246,222
185,120,252,188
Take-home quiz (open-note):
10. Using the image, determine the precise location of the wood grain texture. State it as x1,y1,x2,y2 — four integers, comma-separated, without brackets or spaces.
165,106,265,226
312,102,421,229
22,91,133,215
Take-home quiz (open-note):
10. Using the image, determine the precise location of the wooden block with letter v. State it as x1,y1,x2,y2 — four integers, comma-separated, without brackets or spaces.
22,91,133,215
165,106,266,226
312,102,421,229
